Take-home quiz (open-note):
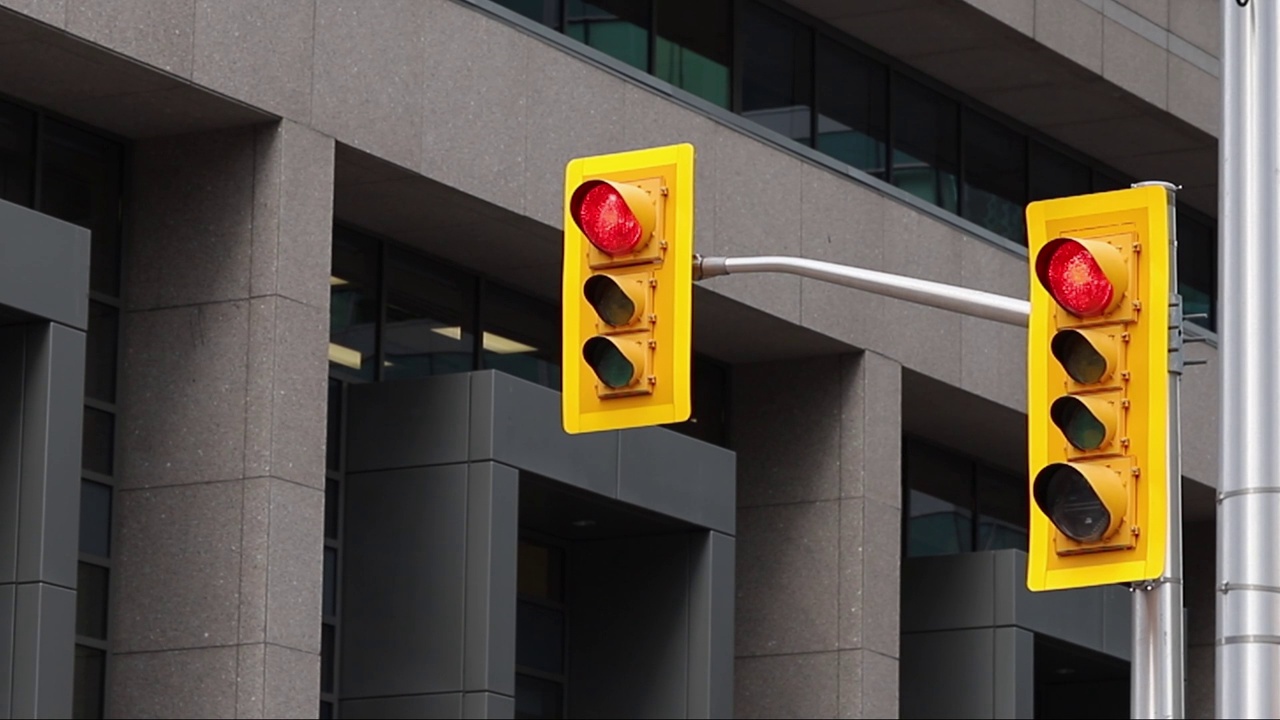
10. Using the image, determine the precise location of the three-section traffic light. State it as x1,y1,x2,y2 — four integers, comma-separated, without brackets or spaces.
562,144,694,434
1026,186,1170,592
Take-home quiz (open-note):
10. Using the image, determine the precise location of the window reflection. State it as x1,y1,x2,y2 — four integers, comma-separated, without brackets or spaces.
482,282,560,390
740,2,812,144
330,229,380,382
384,247,477,380
905,436,1028,558
39,120,124,296
566,0,650,71
816,37,888,177
961,109,1026,243
891,75,958,213
654,0,731,108
0,101,33,207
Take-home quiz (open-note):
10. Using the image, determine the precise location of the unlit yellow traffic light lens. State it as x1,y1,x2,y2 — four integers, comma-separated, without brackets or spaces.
584,274,645,327
1050,397,1109,451
1051,330,1112,384
1036,465,1111,543
583,336,638,389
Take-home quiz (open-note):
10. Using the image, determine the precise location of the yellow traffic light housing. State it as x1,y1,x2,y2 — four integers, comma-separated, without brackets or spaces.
562,144,694,434
1026,186,1170,592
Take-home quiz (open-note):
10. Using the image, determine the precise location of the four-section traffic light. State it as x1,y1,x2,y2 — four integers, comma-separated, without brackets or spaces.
562,144,694,434
1025,186,1170,592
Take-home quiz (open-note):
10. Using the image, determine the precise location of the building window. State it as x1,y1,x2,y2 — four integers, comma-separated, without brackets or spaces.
516,538,567,719
738,1,812,145
816,35,888,177
654,0,731,108
383,246,478,380
903,435,1027,558
566,0,650,72
961,108,1026,243
891,74,959,214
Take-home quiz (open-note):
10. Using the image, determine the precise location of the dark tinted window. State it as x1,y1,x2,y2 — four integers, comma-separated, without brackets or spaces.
329,229,380,382
816,36,888,177
482,282,561,390
39,120,123,296
566,0,650,71
1029,142,1091,202
891,74,958,212
493,0,560,28
961,108,1026,243
0,101,33,206
740,1,812,144
383,246,477,381
1178,211,1216,331
654,0,731,107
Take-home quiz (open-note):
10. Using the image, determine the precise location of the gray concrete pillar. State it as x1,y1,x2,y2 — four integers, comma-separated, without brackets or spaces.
733,351,902,718
111,121,334,718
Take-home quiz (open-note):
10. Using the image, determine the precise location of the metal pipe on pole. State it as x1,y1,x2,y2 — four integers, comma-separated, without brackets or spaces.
1131,181,1185,719
1217,2,1280,717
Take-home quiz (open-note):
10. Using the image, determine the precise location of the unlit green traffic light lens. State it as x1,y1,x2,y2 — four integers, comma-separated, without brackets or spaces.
584,276,636,326
1051,398,1106,450
1052,331,1107,384
1036,465,1109,543
583,337,635,389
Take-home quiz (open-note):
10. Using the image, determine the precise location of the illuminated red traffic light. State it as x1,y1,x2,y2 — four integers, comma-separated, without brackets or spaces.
1035,238,1127,318
569,180,656,256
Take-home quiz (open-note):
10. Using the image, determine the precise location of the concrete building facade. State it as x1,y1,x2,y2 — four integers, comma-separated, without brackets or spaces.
0,0,1224,718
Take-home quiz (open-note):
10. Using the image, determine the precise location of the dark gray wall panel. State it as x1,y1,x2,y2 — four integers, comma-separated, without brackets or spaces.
0,329,22,585
901,552,996,633
18,323,85,587
900,628,995,719
464,462,518,696
462,691,514,719
618,428,735,536
346,374,471,472
341,693,464,719
10,583,74,719
569,533,690,718
687,531,734,719
0,201,90,331
0,584,12,719
993,627,1033,719
342,465,468,697
470,372,618,498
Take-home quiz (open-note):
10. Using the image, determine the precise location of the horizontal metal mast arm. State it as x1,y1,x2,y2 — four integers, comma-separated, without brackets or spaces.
695,255,1030,327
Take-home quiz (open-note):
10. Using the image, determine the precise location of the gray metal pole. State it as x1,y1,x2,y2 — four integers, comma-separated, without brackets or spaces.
1131,181,1185,719
1218,2,1280,717
693,255,1030,327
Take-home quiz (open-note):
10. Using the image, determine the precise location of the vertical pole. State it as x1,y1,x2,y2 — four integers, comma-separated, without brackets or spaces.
1130,181,1185,720
1218,2,1280,717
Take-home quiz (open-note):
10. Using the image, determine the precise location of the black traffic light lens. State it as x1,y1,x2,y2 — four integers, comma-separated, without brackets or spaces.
1050,397,1106,451
583,337,635,389
1034,465,1110,543
1052,331,1107,384
584,275,637,326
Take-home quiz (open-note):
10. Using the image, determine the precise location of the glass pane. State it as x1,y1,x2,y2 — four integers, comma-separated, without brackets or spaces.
566,0,650,71
516,600,564,674
321,623,335,694
326,378,341,471
85,302,118,403
1029,142,1091,202
75,563,109,639
961,108,1027,243
81,407,114,476
330,228,380,382
905,438,974,557
73,645,105,719
976,465,1029,552
741,2,813,145
0,100,34,207
493,0,560,28
891,74,958,213
654,0,731,108
515,673,564,720
384,247,476,381
816,37,888,177
320,701,334,720
518,540,564,602
665,355,729,447
323,546,337,618
482,282,560,390
79,479,112,557
325,479,339,541
1178,211,1216,331
1092,169,1129,192
39,120,124,297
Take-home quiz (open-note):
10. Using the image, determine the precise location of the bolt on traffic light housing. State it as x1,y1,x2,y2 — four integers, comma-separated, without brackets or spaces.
562,144,695,434
1026,186,1170,592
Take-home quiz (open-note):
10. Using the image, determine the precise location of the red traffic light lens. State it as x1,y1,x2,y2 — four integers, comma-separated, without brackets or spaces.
1037,239,1115,317
571,181,644,256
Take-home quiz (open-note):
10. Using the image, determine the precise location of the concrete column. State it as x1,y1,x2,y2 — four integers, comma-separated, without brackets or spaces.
733,351,902,718
110,121,334,718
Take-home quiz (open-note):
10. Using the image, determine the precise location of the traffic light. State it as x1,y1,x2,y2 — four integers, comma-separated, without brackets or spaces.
1025,186,1170,592
562,144,694,434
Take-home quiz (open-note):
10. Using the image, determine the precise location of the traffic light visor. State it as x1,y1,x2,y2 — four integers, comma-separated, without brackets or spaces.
1049,396,1117,451
569,180,656,256
1035,238,1127,317
1051,329,1116,384
1033,463,1127,543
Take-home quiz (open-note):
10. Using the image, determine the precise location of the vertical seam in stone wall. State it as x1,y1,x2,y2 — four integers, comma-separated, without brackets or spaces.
234,478,245,715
